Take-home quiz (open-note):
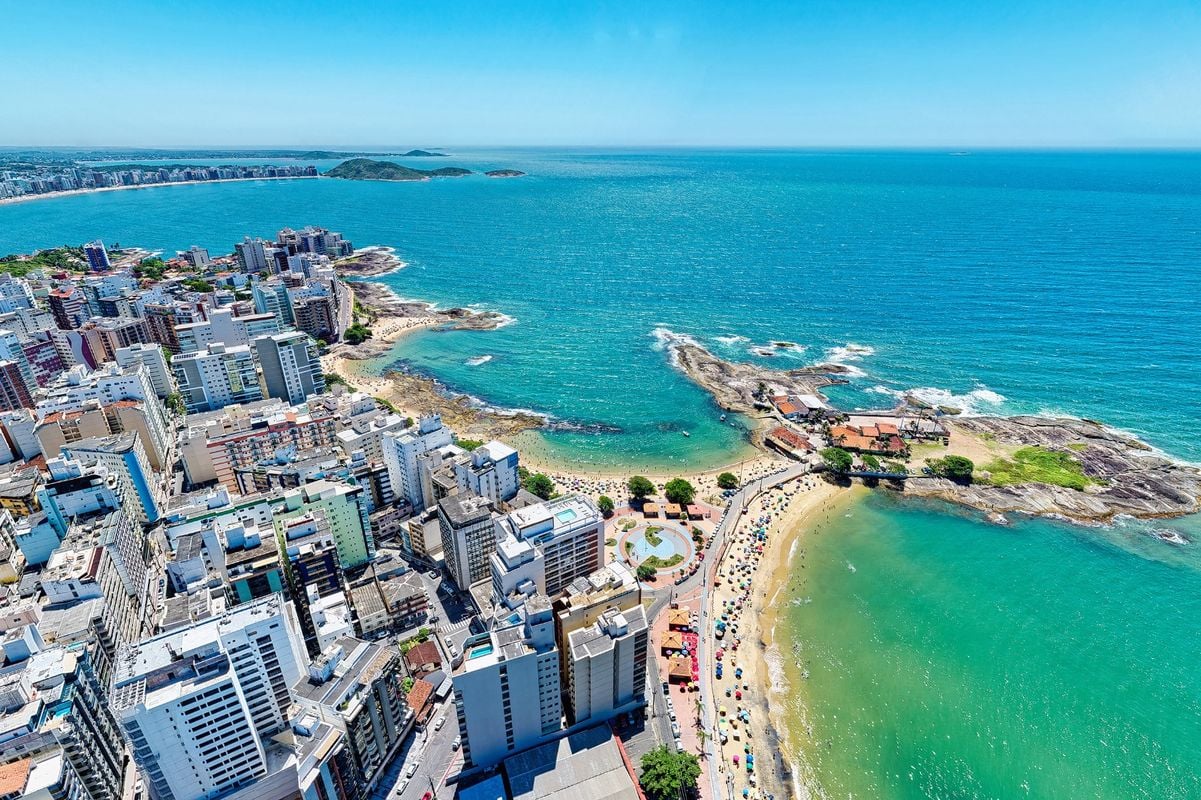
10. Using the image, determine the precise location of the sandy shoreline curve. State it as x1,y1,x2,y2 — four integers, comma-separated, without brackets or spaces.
0,175,318,206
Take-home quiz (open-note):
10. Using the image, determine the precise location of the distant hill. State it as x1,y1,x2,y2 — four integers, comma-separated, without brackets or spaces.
401,149,448,157
326,158,471,181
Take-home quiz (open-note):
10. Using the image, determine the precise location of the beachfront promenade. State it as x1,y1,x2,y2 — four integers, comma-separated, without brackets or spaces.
645,461,811,800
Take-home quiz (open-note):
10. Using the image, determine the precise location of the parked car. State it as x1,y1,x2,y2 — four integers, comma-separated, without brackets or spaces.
435,715,446,731
395,779,408,797
427,570,440,580
452,735,462,750
405,763,417,779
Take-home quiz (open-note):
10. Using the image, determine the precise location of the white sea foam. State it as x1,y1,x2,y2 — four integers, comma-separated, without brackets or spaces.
491,313,517,329
714,334,750,346
650,327,701,368
824,342,875,362
869,383,1007,415
465,355,493,366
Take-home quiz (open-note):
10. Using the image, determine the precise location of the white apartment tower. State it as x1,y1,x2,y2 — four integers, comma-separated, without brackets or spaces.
380,414,453,511
114,342,173,397
172,343,263,413
253,331,324,405
452,596,562,769
454,440,520,504
491,495,605,602
110,594,308,800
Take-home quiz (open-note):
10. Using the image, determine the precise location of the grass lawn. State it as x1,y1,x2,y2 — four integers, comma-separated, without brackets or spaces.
644,526,663,546
982,446,1100,491
644,554,684,571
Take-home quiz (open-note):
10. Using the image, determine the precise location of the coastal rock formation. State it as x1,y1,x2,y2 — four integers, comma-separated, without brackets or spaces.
333,247,405,277
904,416,1201,521
670,340,849,413
484,169,526,178
666,341,1201,524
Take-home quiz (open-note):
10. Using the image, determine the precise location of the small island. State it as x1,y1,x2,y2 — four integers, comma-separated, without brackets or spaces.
485,169,526,178
400,149,448,157
325,158,471,181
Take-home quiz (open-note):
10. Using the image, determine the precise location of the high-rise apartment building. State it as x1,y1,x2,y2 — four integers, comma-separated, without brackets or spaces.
380,414,453,512
84,240,111,272
172,343,263,413
438,494,496,590
452,596,562,769
253,331,324,405
491,495,604,602
110,594,308,800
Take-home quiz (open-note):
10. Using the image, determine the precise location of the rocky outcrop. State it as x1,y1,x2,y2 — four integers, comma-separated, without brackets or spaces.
671,342,848,413
903,416,1201,521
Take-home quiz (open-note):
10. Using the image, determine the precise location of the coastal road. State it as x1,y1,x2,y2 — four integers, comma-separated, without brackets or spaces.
667,458,807,797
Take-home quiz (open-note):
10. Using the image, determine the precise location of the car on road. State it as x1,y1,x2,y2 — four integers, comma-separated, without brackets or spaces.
405,763,417,779
395,779,408,797
435,715,446,731
427,570,440,579
452,735,461,750
422,793,433,800
671,722,681,738
662,680,670,693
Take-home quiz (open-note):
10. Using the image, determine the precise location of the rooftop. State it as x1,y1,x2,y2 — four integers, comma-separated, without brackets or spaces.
504,724,639,800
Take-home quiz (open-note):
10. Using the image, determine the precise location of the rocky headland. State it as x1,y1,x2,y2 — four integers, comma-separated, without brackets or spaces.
663,338,1201,524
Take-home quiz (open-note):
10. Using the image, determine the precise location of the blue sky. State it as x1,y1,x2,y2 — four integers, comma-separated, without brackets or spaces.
3,0,1199,147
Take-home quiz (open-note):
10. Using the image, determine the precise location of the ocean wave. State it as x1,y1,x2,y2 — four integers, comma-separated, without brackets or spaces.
650,327,701,368
491,312,517,329
869,383,1007,415
465,355,493,366
714,334,750,346
824,342,875,362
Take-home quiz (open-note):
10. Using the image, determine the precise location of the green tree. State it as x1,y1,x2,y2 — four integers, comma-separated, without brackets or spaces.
627,475,655,499
636,563,657,582
663,478,695,505
820,447,853,473
639,746,701,800
523,472,554,500
455,438,484,451
929,455,974,484
862,454,881,471
344,322,373,345
597,495,615,517
716,472,738,490
164,393,186,416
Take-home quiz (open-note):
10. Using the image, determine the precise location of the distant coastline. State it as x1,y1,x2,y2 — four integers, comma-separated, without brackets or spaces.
0,174,319,206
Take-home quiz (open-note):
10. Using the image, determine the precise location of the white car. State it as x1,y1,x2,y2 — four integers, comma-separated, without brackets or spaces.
395,779,409,797
452,735,461,750
435,715,446,731
405,763,417,779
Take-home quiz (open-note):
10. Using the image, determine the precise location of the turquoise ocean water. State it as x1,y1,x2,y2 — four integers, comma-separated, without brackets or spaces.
3,150,1200,797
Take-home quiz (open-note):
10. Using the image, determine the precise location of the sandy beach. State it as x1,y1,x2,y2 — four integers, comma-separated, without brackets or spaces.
0,175,318,206
704,475,853,800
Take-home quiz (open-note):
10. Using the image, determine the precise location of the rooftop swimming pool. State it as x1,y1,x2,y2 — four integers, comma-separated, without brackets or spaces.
467,643,494,660
555,508,579,523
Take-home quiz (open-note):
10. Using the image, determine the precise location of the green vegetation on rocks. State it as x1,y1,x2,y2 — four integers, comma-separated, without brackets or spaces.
326,158,471,181
0,246,89,276
982,446,1099,491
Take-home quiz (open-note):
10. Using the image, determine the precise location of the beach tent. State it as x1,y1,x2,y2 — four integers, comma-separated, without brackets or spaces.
661,631,684,652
